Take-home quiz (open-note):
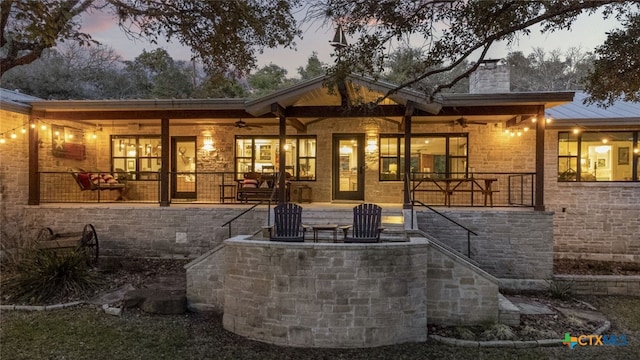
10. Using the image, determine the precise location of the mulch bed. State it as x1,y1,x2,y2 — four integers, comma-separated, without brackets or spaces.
554,259,640,275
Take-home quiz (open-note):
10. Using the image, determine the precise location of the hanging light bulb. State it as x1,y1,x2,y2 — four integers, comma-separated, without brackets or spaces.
40,124,47,130
21,127,26,134
10,132,17,139
0,135,5,144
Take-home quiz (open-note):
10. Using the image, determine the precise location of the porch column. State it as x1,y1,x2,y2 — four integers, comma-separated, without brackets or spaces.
160,117,170,207
272,103,287,204
534,106,546,211
28,116,40,205
403,102,415,209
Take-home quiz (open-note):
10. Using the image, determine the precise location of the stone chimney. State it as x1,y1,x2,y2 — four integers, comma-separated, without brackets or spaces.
469,59,510,93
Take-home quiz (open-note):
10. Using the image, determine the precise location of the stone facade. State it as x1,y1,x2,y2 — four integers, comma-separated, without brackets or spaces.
469,62,510,94
22,205,267,258
2,94,638,274
221,238,430,348
417,209,554,279
426,238,499,326
545,132,640,262
185,244,227,311
184,236,500,347
0,109,30,243
554,274,640,296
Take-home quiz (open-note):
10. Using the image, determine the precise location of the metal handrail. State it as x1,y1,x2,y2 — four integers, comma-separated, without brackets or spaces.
221,200,270,239
220,173,284,239
411,199,478,258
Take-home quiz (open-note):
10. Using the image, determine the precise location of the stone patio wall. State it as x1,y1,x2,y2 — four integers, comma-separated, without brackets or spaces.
221,239,429,348
426,239,499,326
185,236,500,347
22,205,266,258
185,244,227,311
417,209,554,279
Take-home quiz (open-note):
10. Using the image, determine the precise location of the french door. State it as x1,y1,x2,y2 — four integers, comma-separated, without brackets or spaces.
171,137,197,199
333,134,365,201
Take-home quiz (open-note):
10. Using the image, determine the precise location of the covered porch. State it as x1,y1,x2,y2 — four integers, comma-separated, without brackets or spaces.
24,74,573,209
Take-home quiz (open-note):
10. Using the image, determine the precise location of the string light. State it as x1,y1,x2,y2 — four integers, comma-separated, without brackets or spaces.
1,120,94,145
0,122,29,144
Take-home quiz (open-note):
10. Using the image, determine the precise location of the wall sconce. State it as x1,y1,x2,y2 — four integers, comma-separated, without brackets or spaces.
202,135,215,152
200,132,218,160
366,137,378,154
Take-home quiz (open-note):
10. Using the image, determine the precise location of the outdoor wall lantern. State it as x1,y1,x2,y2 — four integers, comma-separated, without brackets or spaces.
200,132,218,160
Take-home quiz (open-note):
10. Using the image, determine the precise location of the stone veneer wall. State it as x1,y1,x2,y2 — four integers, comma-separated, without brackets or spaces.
544,131,640,263
553,274,640,296
184,236,500,347
22,206,267,258
417,209,554,279
185,243,227,311
221,239,429,348
426,239,499,326
0,110,30,242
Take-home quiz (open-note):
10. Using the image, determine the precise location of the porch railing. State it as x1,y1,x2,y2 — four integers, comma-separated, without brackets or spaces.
38,170,240,204
409,171,535,207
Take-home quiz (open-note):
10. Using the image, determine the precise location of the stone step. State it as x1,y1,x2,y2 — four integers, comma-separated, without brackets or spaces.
497,293,521,326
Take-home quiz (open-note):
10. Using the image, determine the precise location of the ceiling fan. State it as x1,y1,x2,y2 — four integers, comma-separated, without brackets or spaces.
454,117,488,128
234,119,262,129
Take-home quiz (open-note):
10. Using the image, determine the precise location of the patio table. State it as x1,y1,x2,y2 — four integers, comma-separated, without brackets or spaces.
312,224,339,243
424,178,498,207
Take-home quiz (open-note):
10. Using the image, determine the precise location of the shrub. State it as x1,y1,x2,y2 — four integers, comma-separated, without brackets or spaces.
2,249,101,304
546,279,574,300
0,214,39,271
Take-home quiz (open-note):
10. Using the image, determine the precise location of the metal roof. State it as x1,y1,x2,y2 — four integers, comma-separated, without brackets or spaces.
0,88,41,114
546,91,640,126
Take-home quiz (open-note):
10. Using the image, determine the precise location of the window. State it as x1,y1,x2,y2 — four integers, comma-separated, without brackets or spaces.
111,135,161,180
379,134,469,180
558,131,639,182
235,136,317,180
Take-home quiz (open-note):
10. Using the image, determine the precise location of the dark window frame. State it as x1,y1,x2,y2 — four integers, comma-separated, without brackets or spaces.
234,135,317,181
557,130,639,182
110,135,161,181
379,133,469,181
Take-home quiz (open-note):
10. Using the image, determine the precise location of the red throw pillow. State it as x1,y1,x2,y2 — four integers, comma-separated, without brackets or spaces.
243,179,259,188
77,173,91,189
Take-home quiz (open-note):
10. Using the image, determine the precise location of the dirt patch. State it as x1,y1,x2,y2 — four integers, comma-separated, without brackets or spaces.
554,259,640,275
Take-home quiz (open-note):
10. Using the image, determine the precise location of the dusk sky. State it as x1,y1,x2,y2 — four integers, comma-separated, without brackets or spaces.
79,8,622,77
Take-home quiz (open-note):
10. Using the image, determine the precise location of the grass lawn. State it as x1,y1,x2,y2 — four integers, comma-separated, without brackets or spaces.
1,296,638,360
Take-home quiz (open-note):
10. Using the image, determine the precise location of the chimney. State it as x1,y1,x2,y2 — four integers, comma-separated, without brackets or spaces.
469,59,510,93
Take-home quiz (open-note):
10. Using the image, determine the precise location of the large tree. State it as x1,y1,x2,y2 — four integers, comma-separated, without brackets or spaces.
0,0,301,75
0,43,128,99
312,0,640,104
